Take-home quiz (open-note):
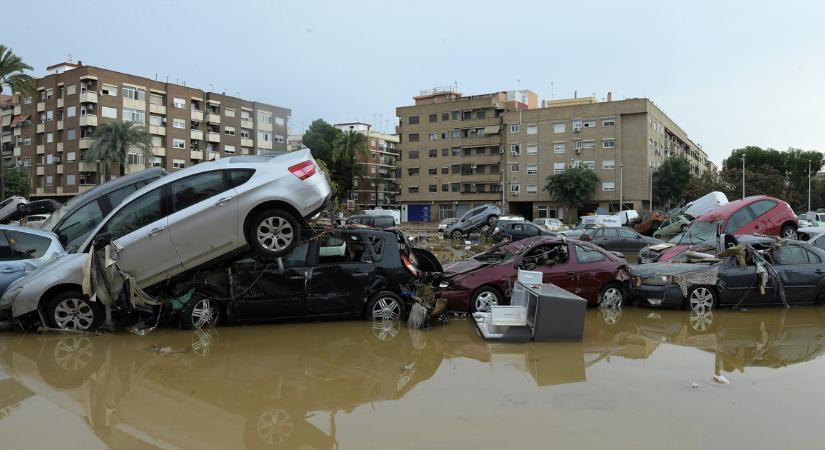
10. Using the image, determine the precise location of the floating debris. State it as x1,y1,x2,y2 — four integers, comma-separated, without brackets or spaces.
713,374,730,385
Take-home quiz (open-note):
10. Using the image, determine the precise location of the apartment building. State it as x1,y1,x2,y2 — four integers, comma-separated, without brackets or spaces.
1,95,17,167
8,62,289,199
395,88,537,221
502,96,715,221
334,122,400,210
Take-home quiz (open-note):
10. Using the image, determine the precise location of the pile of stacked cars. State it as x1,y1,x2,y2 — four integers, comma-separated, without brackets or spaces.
442,204,500,239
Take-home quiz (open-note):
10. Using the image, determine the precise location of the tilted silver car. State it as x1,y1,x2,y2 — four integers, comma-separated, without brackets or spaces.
442,204,501,239
0,150,331,330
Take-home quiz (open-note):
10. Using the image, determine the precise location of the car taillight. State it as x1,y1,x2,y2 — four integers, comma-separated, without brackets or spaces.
288,160,316,180
401,254,419,277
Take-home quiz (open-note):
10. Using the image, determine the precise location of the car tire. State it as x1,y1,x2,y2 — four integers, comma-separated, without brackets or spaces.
248,208,301,258
781,224,798,240
598,283,625,307
366,291,405,321
487,215,499,227
16,203,24,210
180,294,221,330
500,235,511,243
450,230,463,240
470,285,502,313
47,290,104,331
685,285,717,313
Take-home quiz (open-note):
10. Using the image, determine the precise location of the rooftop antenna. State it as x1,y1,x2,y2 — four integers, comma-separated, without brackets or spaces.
155,73,158,80
67,54,72,63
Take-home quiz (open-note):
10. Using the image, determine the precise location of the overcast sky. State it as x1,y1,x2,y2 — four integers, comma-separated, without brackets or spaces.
4,0,824,164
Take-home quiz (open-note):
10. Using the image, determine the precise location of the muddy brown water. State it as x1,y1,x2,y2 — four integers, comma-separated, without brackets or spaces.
2,306,825,449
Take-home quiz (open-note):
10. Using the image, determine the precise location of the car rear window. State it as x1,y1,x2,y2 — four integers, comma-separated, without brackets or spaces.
6,230,52,259
317,234,368,264
228,169,255,188
367,236,385,261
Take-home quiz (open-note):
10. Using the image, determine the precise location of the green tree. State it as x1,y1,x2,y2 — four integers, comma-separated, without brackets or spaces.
544,168,600,211
85,121,153,182
685,171,731,202
3,166,29,198
332,130,367,201
783,148,824,210
0,45,38,200
652,157,691,209
302,119,342,166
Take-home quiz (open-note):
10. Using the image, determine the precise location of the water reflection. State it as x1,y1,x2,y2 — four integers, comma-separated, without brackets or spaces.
2,306,825,449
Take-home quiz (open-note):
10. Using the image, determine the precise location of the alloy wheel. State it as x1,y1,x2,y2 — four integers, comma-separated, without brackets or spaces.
688,287,714,313
689,309,714,332
256,216,294,252
475,291,498,312
257,409,293,446
53,298,95,331
53,336,94,372
191,298,219,329
371,297,401,321
782,227,798,240
600,287,623,307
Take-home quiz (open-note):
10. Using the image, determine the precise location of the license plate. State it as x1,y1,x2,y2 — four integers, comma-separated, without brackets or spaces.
640,258,653,264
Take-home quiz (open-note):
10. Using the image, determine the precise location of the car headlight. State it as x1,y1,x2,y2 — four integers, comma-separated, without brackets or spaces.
439,280,450,288
642,275,671,286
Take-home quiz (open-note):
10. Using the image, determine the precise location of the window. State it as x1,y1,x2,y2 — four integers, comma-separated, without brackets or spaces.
149,115,164,127
428,149,437,158
573,139,583,150
224,145,236,155
451,111,460,120
553,122,565,133
511,184,520,194
583,120,596,128
773,246,816,265
4,230,52,260
428,114,437,123
21,136,31,146
510,123,520,133
428,167,437,176
274,135,285,144
602,182,615,192
127,152,144,165
441,167,449,175
554,162,565,174
173,97,185,108
582,140,596,149
151,136,162,147
408,133,419,142
46,110,54,122
527,185,538,195
122,86,146,101
408,168,419,176
407,186,419,193
317,234,368,264
122,108,145,123
100,106,117,119
749,200,776,217
274,117,285,126
257,130,271,142
241,129,251,139
602,139,616,149
527,164,538,175
173,139,186,149
603,160,615,169
441,184,449,192
428,132,437,141
451,147,461,157
442,112,449,121
451,164,460,174
224,126,236,136
583,160,595,169
428,184,437,192
151,157,163,167
553,142,565,154
167,118,183,129
67,130,77,142
46,176,53,186
173,159,185,169
575,244,606,263
451,183,460,192
510,163,520,172
66,174,76,185
511,143,521,156
527,124,538,135
225,108,236,117
66,84,76,95
101,84,117,96
724,207,754,234
171,171,227,212
527,144,538,155
67,106,76,118
408,150,419,159
102,189,164,240
46,133,54,143
408,116,419,125
602,118,615,127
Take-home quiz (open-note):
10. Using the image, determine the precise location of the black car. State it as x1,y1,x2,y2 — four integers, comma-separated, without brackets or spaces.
8,199,62,222
580,226,662,253
631,239,825,312
493,220,555,243
178,228,442,328
345,214,396,229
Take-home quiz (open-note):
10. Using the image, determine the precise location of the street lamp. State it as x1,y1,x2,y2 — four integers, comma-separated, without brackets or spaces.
619,163,624,211
808,160,812,212
741,154,745,200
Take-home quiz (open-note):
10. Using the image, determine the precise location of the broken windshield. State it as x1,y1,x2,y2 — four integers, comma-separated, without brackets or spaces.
677,221,717,246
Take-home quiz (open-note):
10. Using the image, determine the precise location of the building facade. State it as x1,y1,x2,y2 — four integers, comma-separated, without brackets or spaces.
334,122,399,210
396,89,713,222
1,95,17,168
8,62,289,199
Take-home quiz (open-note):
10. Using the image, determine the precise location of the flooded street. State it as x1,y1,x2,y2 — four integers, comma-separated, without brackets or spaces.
2,306,825,449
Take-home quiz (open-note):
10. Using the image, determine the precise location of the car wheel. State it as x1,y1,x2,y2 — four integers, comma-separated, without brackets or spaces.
598,283,625,307
487,215,498,227
470,286,501,313
181,294,220,330
450,230,463,240
16,203,24,210
686,286,716,313
248,208,301,258
366,291,405,321
781,224,798,240
500,234,511,243
244,407,295,449
47,290,103,331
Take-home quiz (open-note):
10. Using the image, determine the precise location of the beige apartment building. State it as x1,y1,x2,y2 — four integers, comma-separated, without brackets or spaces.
9,62,289,199
396,89,714,222
334,122,400,210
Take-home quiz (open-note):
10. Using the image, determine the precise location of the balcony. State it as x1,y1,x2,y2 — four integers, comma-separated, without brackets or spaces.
35,187,44,195
36,166,44,176
206,113,221,124
152,147,166,157
241,118,253,129
57,164,63,174
79,115,97,127
79,92,98,103
78,162,98,172
241,138,254,147
191,130,203,140
122,97,145,110
36,145,44,154
13,147,20,157
126,163,145,174
56,186,63,195
149,103,166,115
36,102,45,112
57,99,64,108
13,105,21,115
191,110,203,121
258,121,272,132
36,124,45,133
13,127,20,137
190,150,203,160
149,125,166,136
207,132,220,143
258,140,272,150
79,138,93,149
56,142,63,152
57,120,63,130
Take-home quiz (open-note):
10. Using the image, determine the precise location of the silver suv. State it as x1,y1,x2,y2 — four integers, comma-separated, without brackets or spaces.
443,204,501,239
1,150,331,330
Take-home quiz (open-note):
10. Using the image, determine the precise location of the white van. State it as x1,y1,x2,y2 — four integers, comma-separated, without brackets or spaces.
684,192,728,219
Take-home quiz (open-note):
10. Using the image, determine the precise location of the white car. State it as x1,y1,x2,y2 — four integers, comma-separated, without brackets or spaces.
532,218,568,232
0,196,28,223
0,150,331,331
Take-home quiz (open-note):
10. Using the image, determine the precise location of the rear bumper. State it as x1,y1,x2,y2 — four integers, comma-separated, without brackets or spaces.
631,284,684,308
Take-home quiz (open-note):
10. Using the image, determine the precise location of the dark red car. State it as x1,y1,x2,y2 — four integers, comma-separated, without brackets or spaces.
439,236,631,312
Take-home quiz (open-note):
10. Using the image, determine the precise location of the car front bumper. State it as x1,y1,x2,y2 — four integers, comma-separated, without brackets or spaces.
632,284,684,308
436,288,472,312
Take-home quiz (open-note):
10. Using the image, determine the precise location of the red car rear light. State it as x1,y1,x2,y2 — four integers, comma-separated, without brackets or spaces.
402,254,419,277
288,160,316,180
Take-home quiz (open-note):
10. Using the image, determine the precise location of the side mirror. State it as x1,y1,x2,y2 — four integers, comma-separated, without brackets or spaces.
92,233,112,250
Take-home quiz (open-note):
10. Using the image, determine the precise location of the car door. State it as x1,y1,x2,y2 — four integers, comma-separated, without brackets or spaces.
772,246,824,303
748,200,778,235
718,258,764,305
570,242,614,302
723,205,756,236
595,228,619,251
306,232,374,316
616,228,645,252
104,187,181,285
530,243,579,293
510,223,526,241
230,243,310,321
165,170,239,270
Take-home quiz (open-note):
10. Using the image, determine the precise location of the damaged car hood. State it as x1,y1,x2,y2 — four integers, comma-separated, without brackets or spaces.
445,259,491,275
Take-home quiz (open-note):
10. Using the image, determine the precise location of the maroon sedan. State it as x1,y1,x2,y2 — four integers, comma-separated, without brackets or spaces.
439,236,631,312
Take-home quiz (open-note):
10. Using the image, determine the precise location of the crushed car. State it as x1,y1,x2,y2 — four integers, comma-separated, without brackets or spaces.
0,225,65,296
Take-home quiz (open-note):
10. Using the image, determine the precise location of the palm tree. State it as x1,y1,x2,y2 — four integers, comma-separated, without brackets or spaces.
332,130,368,202
0,46,38,200
85,121,153,182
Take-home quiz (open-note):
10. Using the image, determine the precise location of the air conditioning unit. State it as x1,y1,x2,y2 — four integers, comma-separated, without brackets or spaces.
575,149,581,154
471,163,477,169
